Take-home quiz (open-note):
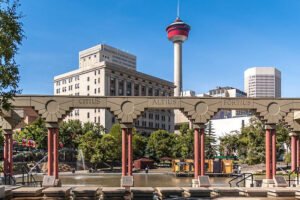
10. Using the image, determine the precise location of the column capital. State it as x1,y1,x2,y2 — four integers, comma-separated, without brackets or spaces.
265,124,276,130
3,129,13,135
46,122,59,128
193,123,206,129
289,132,299,137
120,123,133,129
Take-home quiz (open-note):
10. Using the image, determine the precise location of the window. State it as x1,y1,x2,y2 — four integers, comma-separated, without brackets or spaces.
94,89,97,94
87,112,90,118
62,79,66,84
94,71,97,76
87,77,90,81
98,88,100,93
98,78,100,83
149,113,153,119
87,86,90,91
68,77,73,83
98,70,100,74
94,79,97,84
56,81,60,86
155,114,159,120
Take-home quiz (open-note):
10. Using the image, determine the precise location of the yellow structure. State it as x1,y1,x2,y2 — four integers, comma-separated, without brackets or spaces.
222,160,233,174
172,159,234,175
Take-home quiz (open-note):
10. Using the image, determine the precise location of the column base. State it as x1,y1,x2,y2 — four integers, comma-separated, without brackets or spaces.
262,179,275,188
192,179,199,188
120,176,134,188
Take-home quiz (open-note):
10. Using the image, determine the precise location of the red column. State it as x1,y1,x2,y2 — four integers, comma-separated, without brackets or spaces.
3,134,8,176
291,134,297,172
127,128,133,176
194,128,200,178
8,134,13,175
48,128,54,176
297,136,300,169
272,129,276,177
200,127,205,176
122,128,127,176
53,128,59,179
265,129,272,179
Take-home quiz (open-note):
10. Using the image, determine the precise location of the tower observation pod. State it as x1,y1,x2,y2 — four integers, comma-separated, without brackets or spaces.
166,17,191,96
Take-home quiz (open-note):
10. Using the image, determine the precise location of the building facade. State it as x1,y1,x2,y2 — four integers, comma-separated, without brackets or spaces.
244,67,281,98
208,87,248,119
54,44,174,135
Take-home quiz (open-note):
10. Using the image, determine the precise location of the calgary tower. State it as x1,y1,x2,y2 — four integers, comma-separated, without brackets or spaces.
166,2,191,96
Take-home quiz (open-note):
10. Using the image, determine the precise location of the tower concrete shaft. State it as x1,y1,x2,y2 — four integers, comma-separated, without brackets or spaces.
174,41,183,96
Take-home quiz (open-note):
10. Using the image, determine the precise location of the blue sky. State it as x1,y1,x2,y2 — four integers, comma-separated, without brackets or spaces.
16,0,300,97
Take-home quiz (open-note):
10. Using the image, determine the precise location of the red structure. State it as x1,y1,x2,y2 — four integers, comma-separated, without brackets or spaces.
265,126,277,179
166,17,191,42
194,128,200,178
291,132,298,172
3,131,13,177
193,125,206,178
134,158,154,170
47,126,59,179
121,126,133,176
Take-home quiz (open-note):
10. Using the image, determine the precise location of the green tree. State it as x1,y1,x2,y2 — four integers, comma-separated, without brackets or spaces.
0,0,24,110
132,132,147,159
14,118,47,149
173,124,194,159
100,134,118,162
276,122,290,159
146,130,175,161
108,123,122,160
205,121,217,159
78,130,102,168
59,120,83,149
219,131,240,156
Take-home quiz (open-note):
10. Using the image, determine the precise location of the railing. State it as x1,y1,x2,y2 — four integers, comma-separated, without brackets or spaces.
236,173,254,187
17,165,42,187
229,173,254,187
288,167,300,187
3,174,16,185
229,174,242,187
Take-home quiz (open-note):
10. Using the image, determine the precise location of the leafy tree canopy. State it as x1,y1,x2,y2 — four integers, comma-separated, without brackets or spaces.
0,0,24,110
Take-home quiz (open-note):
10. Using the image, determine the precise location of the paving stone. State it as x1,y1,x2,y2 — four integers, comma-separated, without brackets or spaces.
155,187,184,198
11,187,44,197
268,188,298,197
102,187,126,199
72,186,100,197
238,187,268,197
43,186,72,197
130,187,154,199
182,187,211,198
212,187,240,197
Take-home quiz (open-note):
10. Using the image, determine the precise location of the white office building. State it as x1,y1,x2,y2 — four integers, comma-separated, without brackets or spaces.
244,67,281,98
54,44,174,135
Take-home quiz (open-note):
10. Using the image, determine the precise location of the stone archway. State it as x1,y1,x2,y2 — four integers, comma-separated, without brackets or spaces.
2,95,300,185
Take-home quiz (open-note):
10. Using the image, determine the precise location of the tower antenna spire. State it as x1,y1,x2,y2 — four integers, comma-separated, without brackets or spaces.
177,0,180,18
